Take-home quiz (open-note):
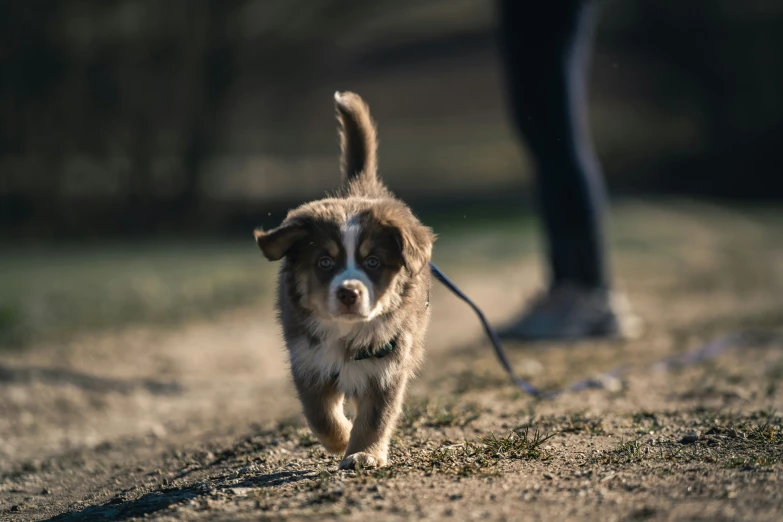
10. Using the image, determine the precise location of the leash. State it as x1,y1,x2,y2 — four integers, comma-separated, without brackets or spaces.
430,262,781,400
430,262,540,396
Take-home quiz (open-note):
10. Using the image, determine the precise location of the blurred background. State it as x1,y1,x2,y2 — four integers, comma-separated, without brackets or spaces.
1,0,782,346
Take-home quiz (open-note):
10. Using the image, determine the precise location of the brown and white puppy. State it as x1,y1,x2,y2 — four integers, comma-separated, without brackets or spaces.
254,92,435,470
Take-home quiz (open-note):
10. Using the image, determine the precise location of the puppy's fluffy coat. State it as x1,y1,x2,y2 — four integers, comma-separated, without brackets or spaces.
254,92,435,469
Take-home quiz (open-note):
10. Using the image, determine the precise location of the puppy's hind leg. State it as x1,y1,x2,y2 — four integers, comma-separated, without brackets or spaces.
294,375,352,454
339,377,407,470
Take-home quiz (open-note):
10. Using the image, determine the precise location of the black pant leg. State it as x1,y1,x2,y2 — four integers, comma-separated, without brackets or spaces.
497,0,609,288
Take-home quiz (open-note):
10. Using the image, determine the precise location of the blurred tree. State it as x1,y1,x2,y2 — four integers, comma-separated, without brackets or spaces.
630,0,783,197
0,0,66,234
1,0,782,239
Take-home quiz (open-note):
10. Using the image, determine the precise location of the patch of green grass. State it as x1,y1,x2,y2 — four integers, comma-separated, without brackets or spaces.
749,421,783,444
632,411,665,434
0,241,274,348
660,442,718,465
296,429,319,448
452,369,509,395
561,413,606,435
724,453,779,469
766,360,783,380
479,428,553,460
716,416,783,468
596,410,783,469
398,399,428,434
424,404,481,429
533,412,605,436
603,439,645,465
399,398,482,433
380,427,554,479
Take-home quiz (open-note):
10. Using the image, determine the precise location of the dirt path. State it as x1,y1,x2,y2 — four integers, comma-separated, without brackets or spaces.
2,203,783,521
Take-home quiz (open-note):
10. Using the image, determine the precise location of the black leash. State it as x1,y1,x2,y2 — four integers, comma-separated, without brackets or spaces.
430,262,540,396
430,262,781,399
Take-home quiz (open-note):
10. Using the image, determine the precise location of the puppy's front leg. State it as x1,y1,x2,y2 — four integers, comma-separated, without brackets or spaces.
339,376,407,470
294,374,352,454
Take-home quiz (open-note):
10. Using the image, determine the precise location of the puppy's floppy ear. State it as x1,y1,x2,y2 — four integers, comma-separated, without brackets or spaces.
389,222,436,276
254,220,309,261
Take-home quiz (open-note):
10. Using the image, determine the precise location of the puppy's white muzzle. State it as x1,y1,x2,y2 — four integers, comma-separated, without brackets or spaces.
329,274,374,320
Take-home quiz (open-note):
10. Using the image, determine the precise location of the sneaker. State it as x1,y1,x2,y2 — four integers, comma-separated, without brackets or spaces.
497,282,643,341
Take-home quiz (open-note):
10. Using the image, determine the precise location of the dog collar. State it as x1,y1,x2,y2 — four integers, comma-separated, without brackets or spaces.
353,337,397,361
352,293,428,361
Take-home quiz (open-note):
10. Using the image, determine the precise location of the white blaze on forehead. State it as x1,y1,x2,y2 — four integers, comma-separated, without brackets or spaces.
342,214,362,270
326,213,376,319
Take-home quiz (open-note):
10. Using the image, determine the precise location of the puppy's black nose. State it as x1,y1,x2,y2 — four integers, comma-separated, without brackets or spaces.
337,287,360,306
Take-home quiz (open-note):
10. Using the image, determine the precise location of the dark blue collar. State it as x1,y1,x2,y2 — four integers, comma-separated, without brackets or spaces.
353,337,397,361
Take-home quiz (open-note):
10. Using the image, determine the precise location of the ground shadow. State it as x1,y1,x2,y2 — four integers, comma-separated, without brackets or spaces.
43,487,199,522
42,470,312,521
0,364,181,395
230,470,314,489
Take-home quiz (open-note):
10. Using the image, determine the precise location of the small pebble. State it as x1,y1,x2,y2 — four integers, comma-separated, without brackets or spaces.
680,432,699,444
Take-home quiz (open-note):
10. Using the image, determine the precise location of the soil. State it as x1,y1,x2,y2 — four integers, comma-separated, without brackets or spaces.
1,203,782,521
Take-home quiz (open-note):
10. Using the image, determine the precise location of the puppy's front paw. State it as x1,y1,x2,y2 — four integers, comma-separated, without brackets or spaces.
339,452,386,470
319,430,351,455
311,420,352,455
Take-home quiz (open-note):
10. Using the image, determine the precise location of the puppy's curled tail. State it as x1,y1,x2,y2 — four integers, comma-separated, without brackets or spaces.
335,91,383,194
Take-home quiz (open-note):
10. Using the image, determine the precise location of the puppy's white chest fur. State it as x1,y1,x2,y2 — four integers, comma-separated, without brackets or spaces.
290,320,398,396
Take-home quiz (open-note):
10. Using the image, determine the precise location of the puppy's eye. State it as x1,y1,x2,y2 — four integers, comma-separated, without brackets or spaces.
318,256,335,270
364,255,380,270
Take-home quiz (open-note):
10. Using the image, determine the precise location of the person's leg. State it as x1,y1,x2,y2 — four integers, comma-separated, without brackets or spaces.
496,0,640,339
499,0,606,287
